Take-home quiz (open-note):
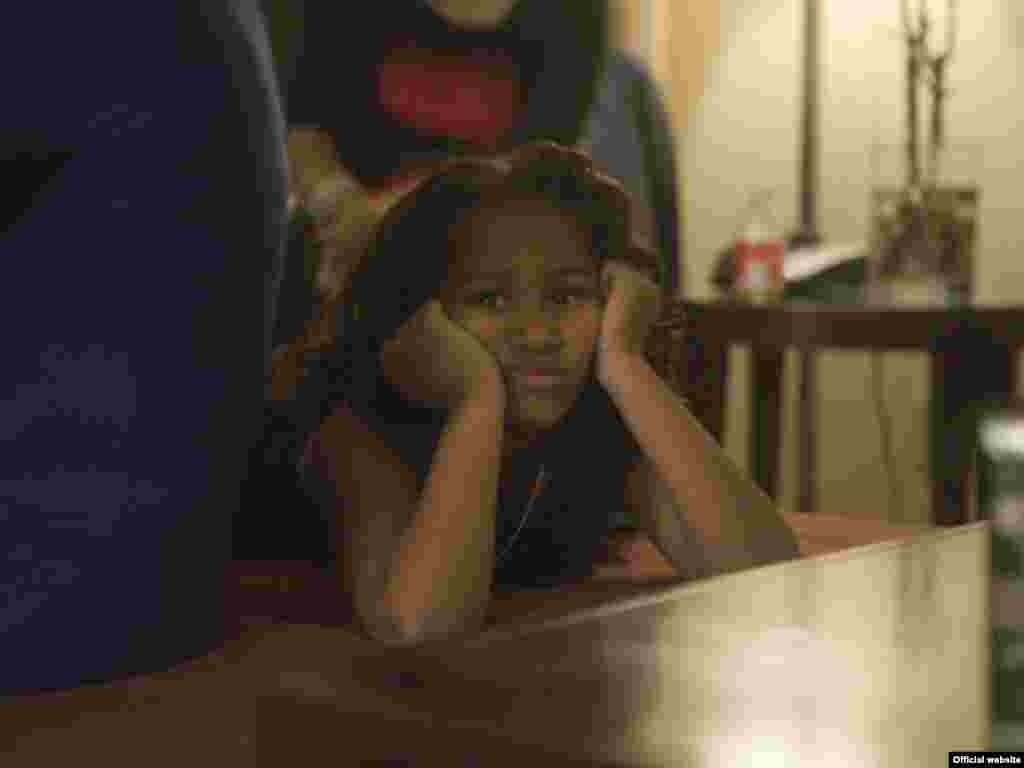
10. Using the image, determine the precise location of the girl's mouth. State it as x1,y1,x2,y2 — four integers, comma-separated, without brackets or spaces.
509,367,570,392
518,373,562,390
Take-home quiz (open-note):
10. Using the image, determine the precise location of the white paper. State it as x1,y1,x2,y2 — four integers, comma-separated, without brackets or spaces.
783,242,866,282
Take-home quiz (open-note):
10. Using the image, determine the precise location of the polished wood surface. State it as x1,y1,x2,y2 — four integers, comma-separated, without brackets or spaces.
464,523,988,766
3,514,983,767
649,299,1024,524
682,298,1024,350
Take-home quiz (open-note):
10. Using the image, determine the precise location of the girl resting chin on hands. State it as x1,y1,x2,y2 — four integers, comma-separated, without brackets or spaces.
288,141,799,646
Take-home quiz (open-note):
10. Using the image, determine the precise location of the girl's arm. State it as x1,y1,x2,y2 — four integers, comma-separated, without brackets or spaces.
317,380,505,646
609,354,800,577
623,458,714,582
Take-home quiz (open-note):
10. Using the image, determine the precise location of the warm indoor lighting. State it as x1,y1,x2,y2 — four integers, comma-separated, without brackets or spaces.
704,626,880,767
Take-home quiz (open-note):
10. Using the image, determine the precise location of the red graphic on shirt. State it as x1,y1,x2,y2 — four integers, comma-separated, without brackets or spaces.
377,42,524,146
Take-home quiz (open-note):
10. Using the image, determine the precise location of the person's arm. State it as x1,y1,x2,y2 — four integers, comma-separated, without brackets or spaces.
622,458,712,582
318,380,505,646
607,354,800,577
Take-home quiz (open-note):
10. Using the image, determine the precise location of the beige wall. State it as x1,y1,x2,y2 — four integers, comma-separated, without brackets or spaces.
652,0,1024,523
614,0,724,138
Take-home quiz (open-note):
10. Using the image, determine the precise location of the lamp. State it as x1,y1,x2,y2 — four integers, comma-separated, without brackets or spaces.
793,0,822,250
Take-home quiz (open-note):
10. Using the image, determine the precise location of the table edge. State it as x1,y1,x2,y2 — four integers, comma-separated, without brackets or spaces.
473,521,989,641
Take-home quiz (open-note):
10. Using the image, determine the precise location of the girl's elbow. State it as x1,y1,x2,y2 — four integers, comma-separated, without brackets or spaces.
361,613,428,648
390,605,489,647
362,615,485,648
356,594,488,648
352,588,422,647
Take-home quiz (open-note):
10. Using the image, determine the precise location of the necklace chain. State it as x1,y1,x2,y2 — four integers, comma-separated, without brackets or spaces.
495,465,547,566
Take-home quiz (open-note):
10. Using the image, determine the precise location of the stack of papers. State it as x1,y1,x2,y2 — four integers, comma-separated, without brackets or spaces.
783,242,866,283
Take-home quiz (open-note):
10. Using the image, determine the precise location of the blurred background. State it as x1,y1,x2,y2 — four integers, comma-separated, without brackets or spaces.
638,0,1023,524
269,0,1024,526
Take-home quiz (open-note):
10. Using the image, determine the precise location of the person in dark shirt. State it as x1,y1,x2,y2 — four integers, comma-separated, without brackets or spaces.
282,142,798,646
2,1,288,694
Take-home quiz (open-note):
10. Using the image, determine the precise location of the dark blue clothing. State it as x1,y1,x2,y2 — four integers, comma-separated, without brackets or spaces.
2,1,288,694
580,50,681,295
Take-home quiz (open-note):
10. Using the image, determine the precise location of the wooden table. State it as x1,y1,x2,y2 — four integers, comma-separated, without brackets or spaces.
3,515,987,766
675,298,1024,525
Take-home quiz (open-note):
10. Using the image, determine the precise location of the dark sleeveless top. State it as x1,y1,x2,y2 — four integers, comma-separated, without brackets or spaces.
303,364,642,590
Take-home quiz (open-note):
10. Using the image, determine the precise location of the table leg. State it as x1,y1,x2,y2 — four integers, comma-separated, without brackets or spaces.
751,345,785,500
931,348,967,526
798,347,818,514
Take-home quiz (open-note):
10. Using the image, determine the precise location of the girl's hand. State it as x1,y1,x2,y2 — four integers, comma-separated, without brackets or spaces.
302,172,380,301
381,300,504,410
596,259,664,390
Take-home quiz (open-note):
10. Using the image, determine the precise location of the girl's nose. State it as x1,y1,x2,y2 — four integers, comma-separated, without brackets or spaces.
509,302,563,348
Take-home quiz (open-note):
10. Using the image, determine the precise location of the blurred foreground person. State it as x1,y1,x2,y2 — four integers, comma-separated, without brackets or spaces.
1,1,288,694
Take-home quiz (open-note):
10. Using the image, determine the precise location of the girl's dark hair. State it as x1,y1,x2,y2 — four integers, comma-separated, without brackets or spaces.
343,140,658,346
288,142,655,479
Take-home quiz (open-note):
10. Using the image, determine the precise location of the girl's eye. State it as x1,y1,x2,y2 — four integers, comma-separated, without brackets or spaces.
469,290,505,310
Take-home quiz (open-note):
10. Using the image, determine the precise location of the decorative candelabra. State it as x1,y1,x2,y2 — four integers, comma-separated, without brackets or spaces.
902,0,957,190
873,0,977,300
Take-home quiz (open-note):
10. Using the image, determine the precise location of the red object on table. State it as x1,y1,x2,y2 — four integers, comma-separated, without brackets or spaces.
735,239,785,292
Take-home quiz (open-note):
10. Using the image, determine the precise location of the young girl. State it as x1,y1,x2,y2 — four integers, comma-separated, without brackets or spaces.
287,141,799,645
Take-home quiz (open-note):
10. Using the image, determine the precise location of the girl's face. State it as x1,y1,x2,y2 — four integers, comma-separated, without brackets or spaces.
441,196,603,438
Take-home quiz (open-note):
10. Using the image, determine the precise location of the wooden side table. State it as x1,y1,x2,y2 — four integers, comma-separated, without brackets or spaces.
649,298,1024,525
